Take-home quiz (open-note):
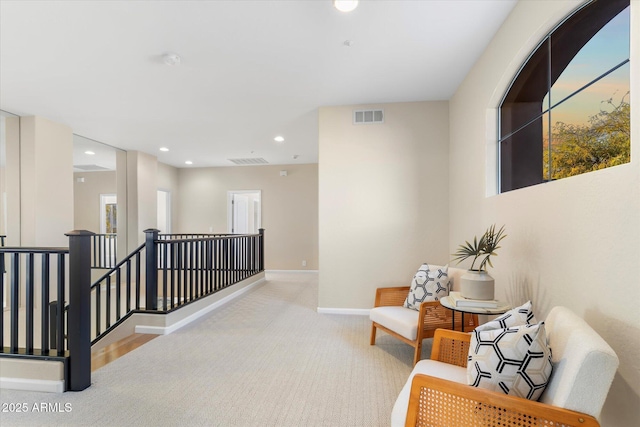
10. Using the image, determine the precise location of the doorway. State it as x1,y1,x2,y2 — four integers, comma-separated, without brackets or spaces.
227,190,261,234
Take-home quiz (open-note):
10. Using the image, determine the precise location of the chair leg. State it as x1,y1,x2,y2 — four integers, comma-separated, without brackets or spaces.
413,340,422,366
370,323,377,345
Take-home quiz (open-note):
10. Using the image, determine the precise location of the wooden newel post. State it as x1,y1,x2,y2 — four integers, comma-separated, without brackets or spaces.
259,228,265,272
66,229,94,391
145,229,159,310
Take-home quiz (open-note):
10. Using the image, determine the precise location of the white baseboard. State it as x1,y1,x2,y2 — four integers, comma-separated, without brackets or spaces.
0,377,64,393
135,277,266,335
266,269,318,274
317,307,370,316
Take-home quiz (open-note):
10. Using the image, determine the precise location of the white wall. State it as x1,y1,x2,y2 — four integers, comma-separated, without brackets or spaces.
448,1,639,425
318,101,450,310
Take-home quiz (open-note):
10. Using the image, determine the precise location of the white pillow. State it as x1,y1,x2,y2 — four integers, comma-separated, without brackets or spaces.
403,264,450,311
467,322,553,401
475,300,537,332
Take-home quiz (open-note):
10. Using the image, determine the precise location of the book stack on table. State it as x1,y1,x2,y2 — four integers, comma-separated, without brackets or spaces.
449,291,499,308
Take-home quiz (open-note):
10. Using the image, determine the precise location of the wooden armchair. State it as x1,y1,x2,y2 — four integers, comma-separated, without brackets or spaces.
394,308,619,427
370,267,478,366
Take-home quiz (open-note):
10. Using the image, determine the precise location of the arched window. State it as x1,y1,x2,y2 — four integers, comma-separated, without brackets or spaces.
499,0,630,193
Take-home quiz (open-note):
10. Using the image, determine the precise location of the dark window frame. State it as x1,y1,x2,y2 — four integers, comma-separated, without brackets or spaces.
498,0,630,193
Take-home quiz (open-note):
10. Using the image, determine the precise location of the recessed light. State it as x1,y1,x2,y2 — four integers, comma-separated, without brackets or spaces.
274,136,285,143
185,160,193,165
160,147,169,152
85,151,95,155
334,0,358,13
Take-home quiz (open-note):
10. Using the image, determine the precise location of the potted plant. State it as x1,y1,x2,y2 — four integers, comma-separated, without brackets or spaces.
452,224,506,300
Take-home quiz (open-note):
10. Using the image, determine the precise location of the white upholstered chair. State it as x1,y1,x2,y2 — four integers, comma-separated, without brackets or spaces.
392,306,619,427
370,266,478,365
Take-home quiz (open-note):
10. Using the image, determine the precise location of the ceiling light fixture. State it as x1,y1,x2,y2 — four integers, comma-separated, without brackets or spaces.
159,147,169,152
274,136,285,143
163,52,181,66
334,0,358,13
84,151,95,155
185,160,193,165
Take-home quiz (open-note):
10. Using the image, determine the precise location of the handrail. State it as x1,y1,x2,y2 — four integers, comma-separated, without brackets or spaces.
0,246,69,254
91,243,144,289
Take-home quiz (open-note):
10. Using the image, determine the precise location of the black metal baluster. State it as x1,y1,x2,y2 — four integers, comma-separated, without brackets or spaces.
106,275,111,328
116,267,122,320
41,254,50,353
126,259,131,312
56,254,65,355
10,253,19,352
176,243,181,305
135,251,141,310
162,243,168,310
25,253,35,353
190,241,195,300
170,242,176,308
96,280,102,337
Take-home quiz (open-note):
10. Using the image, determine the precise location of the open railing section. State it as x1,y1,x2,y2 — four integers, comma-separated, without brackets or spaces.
90,243,145,344
0,231,92,391
89,228,265,344
1,229,265,391
0,247,68,356
154,231,264,311
91,233,117,269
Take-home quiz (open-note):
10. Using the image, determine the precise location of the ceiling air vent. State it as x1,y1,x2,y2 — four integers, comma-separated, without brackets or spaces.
353,109,384,125
227,158,269,165
74,164,112,171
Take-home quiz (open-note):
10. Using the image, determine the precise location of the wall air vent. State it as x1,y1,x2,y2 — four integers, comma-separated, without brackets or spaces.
353,109,384,124
227,158,269,165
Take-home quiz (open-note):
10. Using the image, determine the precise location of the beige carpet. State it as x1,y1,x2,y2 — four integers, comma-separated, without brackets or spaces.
0,272,423,426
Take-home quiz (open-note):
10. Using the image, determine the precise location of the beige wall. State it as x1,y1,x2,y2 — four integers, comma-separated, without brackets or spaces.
318,101,450,310
73,171,116,233
126,151,158,249
448,1,639,425
177,163,318,270
19,116,73,247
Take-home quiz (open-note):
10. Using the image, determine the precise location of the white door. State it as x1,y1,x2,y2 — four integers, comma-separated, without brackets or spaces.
227,190,261,234
233,194,249,234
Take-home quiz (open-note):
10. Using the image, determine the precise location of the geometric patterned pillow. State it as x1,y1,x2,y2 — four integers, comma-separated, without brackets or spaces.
474,300,537,332
467,322,553,401
403,264,450,311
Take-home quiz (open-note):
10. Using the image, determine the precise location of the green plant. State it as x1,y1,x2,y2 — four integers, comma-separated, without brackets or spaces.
452,224,507,271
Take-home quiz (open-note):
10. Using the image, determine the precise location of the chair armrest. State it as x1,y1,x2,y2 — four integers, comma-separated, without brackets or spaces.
405,374,600,427
430,328,472,367
373,286,410,307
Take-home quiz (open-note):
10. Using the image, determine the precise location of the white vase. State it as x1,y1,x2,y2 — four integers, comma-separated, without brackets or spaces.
460,270,495,300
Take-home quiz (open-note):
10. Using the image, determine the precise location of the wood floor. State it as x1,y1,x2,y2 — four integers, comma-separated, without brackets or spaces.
91,334,157,371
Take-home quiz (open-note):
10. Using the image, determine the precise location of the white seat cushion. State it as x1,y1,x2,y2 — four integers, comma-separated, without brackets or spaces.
370,306,419,341
391,359,467,427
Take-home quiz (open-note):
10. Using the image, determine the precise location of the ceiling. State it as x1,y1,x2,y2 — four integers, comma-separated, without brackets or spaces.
0,0,517,169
